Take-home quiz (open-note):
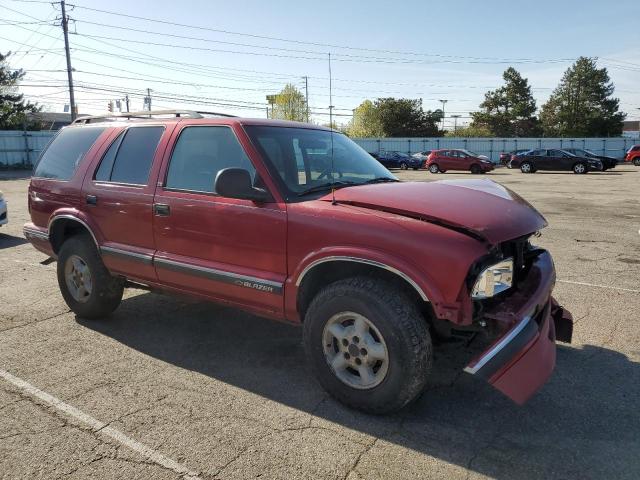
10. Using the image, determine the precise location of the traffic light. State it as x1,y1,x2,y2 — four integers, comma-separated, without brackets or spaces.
107,101,114,113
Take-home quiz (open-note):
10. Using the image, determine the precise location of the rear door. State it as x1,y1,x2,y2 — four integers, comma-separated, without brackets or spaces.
152,123,287,316
83,124,173,282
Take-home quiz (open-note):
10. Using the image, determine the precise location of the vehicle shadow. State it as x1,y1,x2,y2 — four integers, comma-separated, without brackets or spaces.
0,233,28,249
78,293,640,479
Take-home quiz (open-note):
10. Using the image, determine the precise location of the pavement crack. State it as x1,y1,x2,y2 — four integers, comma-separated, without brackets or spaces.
0,309,70,334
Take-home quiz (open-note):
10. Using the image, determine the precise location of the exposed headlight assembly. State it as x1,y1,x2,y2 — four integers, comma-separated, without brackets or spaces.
471,257,514,299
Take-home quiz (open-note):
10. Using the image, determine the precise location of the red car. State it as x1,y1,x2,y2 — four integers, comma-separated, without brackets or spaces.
625,145,640,165
23,111,572,413
427,149,494,174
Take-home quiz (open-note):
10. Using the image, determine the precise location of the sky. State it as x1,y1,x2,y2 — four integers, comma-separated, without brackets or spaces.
1,0,639,127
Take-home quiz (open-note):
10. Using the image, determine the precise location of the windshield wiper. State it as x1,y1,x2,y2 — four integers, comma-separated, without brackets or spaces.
363,177,399,184
297,181,355,196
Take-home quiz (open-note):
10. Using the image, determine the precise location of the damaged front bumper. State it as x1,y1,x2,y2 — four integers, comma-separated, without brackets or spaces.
464,250,573,404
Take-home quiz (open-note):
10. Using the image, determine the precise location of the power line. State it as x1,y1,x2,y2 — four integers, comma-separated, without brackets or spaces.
65,3,576,64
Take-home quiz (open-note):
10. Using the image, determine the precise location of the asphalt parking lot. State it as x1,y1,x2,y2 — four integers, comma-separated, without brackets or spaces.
1,165,639,480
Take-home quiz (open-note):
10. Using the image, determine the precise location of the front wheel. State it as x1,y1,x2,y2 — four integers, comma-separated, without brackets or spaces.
573,162,587,174
400,161,408,170
303,277,432,414
470,164,481,174
633,158,640,166
57,234,124,319
428,163,440,174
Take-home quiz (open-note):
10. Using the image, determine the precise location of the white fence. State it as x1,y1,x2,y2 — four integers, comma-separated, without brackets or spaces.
1,130,639,167
352,137,640,162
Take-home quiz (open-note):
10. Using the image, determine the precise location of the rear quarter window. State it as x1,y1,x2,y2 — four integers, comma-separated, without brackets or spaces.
34,127,106,180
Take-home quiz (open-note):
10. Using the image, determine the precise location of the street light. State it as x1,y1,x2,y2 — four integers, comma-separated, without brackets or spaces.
439,99,448,131
451,114,461,134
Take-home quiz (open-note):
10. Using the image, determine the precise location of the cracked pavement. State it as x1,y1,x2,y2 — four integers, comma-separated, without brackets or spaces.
1,166,639,479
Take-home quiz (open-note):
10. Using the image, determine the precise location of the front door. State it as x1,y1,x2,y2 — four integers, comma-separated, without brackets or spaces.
152,124,287,316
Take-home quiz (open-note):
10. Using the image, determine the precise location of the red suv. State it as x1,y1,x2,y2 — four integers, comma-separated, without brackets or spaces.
625,145,640,166
426,149,494,174
24,111,572,413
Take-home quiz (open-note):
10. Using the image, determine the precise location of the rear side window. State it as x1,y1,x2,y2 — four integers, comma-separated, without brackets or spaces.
165,126,255,193
94,126,164,185
34,127,106,180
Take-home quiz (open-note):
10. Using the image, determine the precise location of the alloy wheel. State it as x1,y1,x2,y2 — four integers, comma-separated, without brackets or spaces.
64,254,93,303
322,312,389,389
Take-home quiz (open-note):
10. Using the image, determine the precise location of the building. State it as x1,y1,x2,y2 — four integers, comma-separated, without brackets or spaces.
622,120,639,139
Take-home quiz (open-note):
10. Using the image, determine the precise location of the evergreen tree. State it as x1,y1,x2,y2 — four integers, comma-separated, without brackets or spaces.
471,67,540,137
540,57,625,137
0,51,40,130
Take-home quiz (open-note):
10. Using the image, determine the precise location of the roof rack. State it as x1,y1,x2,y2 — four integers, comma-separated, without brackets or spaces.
72,109,237,124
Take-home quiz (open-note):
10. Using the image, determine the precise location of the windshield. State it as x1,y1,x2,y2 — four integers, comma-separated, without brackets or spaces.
244,126,396,200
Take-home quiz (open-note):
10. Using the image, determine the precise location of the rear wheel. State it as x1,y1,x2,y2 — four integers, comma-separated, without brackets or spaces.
470,164,481,174
520,162,533,173
573,162,587,174
303,277,432,414
57,234,124,319
400,161,408,170
428,163,440,174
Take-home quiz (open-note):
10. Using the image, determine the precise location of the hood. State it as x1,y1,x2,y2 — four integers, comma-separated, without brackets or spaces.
326,179,547,245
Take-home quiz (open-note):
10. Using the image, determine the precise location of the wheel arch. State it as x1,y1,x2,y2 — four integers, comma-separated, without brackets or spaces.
294,255,435,322
48,214,99,254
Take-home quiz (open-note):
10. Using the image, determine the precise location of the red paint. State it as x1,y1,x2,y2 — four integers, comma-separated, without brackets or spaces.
427,149,495,173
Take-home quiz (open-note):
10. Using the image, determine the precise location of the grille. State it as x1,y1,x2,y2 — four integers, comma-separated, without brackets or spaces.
500,235,531,284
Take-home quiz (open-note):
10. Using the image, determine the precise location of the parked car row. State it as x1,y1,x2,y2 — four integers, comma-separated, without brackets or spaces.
370,144,640,175
370,149,494,174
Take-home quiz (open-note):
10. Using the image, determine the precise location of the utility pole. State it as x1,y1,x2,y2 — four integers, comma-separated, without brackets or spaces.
438,99,448,132
302,76,309,123
125,94,130,113
146,88,152,111
451,114,461,133
60,0,76,120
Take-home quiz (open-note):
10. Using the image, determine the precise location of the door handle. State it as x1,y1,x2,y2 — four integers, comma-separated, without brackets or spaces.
153,203,170,216
86,194,98,205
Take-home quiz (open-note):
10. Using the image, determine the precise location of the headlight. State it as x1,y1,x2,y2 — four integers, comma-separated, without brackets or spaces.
471,257,514,299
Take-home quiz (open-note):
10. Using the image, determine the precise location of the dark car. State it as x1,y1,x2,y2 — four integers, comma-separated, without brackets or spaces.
563,148,617,171
500,149,529,167
22,110,572,413
510,148,603,174
377,151,422,170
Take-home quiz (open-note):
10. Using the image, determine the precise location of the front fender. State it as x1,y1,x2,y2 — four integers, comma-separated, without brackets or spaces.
284,246,450,322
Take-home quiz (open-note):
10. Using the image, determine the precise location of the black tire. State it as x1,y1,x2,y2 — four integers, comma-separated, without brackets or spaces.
57,234,124,319
470,164,481,174
412,167,419,171
303,277,432,414
400,161,408,170
520,161,533,174
573,162,587,174
428,163,440,174
633,158,640,166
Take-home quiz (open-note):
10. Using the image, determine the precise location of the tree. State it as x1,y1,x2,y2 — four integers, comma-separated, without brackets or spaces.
470,67,540,137
270,84,307,122
374,97,441,137
1,51,40,130
540,57,625,137
444,124,493,137
347,100,383,137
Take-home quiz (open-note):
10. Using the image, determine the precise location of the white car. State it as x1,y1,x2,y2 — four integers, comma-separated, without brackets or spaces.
0,190,7,227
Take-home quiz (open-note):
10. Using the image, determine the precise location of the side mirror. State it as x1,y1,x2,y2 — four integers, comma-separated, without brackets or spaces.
214,168,272,203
